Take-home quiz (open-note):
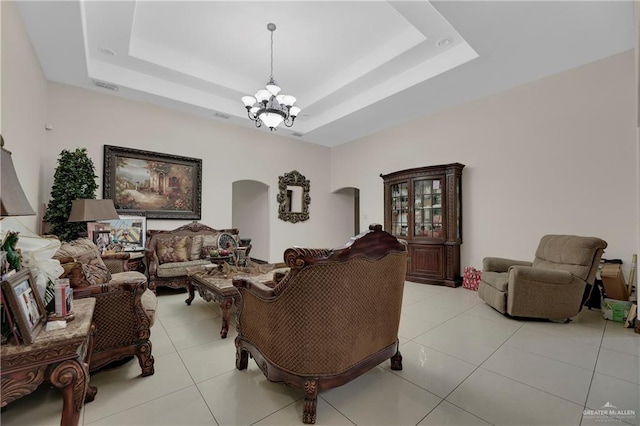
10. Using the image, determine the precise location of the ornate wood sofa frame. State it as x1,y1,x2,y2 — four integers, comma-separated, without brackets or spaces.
232,224,407,424
146,222,250,293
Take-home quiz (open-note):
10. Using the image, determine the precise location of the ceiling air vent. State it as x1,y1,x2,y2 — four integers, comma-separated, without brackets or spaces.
213,112,230,119
93,80,119,91
292,132,304,137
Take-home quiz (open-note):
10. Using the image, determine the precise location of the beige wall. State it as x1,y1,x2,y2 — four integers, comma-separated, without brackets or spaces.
332,50,638,276
44,82,354,262
1,0,48,232
4,0,638,276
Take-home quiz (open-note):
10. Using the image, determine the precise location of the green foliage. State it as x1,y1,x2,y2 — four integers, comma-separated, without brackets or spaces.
43,148,98,241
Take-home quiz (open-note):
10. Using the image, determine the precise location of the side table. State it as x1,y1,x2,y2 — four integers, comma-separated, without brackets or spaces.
1,298,97,426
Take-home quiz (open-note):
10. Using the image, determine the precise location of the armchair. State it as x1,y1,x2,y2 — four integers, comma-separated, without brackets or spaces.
233,224,407,424
479,234,607,320
54,239,156,376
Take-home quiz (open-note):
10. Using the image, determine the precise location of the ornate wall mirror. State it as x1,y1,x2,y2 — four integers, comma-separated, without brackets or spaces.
277,170,310,223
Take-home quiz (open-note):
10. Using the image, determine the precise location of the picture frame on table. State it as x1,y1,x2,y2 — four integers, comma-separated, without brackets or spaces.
93,230,112,254
1,268,46,344
103,145,202,220
97,213,147,252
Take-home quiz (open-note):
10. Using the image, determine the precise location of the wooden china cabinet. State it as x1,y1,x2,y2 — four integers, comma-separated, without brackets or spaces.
381,163,464,287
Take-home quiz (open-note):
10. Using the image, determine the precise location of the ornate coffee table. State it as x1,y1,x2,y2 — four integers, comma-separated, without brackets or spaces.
186,264,288,338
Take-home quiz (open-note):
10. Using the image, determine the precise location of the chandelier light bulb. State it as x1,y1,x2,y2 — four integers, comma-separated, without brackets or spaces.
240,22,300,131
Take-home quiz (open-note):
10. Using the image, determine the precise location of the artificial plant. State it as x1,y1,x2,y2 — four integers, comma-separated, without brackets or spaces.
44,148,98,241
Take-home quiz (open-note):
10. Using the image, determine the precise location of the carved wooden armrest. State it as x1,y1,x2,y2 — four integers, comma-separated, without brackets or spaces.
73,278,146,297
232,276,278,299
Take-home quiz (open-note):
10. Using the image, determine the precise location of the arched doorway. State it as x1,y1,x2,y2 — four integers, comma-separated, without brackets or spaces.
232,180,270,262
333,187,360,236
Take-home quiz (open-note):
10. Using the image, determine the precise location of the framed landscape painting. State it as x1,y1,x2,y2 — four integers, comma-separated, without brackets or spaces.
103,145,202,220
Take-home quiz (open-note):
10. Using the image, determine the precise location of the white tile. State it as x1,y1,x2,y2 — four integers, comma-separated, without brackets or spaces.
402,281,450,306
421,288,483,314
586,373,640,425
157,296,219,330
418,400,492,425
0,385,70,426
83,352,194,424
447,368,584,425
412,315,518,365
255,397,353,425
178,338,237,383
86,385,216,425
482,345,593,405
506,328,600,371
149,322,178,357
596,348,640,384
398,315,442,340
602,321,640,357
401,299,460,325
382,340,477,398
465,302,525,326
520,308,605,347
197,365,300,425
165,315,228,350
322,366,442,426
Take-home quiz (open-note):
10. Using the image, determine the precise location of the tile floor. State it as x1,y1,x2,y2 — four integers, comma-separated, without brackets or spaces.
2,283,639,426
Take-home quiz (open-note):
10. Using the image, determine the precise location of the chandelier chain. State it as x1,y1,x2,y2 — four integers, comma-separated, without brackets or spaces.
270,29,274,81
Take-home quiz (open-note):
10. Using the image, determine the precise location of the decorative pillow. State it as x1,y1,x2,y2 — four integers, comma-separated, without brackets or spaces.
156,236,190,264
189,235,203,260
54,238,112,285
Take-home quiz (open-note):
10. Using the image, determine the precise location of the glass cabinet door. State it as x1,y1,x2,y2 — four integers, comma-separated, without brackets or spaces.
413,178,443,239
390,182,409,236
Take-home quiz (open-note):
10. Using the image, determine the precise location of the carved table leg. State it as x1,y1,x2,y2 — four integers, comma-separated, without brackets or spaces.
49,359,88,426
185,282,196,305
303,379,318,424
219,298,233,338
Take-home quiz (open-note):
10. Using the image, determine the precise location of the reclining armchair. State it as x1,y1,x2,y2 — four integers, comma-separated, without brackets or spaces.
479,234,607,320
232,224,407,424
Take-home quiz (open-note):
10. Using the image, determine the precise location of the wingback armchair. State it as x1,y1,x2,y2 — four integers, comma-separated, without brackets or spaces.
479,234,607,320
232,224,407,424
54,239,156,377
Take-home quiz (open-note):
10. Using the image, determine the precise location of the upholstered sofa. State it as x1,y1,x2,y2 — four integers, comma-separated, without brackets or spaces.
54,239,156,376
146,222,250,293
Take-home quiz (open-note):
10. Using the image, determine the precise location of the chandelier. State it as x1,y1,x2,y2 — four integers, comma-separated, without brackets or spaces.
241,23,300,131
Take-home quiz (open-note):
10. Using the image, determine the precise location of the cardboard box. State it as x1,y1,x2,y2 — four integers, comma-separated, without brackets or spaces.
601,298,633,322
601,264,628,301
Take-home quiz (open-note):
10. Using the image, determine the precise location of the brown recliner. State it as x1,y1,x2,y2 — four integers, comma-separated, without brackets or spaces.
232,224,407,424
54,239,156,377
479,234,607,320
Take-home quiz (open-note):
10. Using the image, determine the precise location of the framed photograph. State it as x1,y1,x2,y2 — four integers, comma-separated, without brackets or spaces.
93,230,112,253
97,213,147,251
87,222,110,243
1,268,46,344
103,145,202,220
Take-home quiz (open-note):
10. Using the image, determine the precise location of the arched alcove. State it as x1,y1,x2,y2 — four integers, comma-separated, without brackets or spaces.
232,180,270,262
333,187,360,237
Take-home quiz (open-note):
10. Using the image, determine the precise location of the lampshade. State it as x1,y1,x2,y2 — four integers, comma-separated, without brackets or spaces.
1,145,36,216
68,199,119,222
